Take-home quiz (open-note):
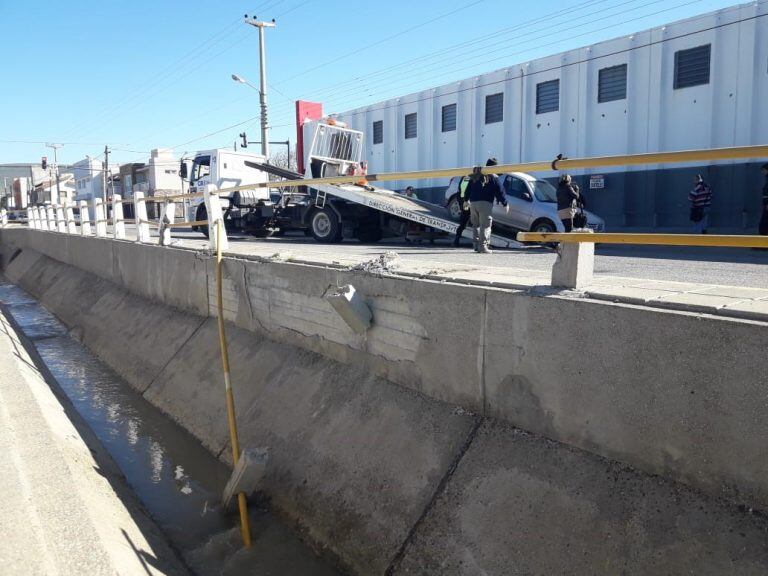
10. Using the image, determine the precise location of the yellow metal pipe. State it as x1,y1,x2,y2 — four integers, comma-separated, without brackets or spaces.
517,232,768,248
215,219,252,548
206,144,768,194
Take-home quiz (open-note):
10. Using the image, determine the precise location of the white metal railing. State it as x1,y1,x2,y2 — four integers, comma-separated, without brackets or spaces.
308,123,363,170
18,188,226,252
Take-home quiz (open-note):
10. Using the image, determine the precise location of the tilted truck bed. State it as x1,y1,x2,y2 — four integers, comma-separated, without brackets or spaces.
314,182,522,249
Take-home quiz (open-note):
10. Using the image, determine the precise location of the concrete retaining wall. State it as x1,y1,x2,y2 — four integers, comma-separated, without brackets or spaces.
3,228,768,574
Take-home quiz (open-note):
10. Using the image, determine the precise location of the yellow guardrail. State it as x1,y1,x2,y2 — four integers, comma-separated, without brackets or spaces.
209,144,768,194
517,232,768,248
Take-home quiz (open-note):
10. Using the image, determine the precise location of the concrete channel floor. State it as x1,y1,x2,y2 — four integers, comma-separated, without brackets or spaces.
103,224,768,322
0,309,187,575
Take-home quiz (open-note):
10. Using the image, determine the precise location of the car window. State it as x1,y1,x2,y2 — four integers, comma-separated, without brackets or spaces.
504,177,529,200
533,179,558,202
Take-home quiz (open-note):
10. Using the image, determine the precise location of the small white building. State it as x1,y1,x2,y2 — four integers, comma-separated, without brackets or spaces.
318,2,768,230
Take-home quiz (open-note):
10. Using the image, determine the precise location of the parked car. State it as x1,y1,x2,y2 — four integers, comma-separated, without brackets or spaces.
444,172,605,234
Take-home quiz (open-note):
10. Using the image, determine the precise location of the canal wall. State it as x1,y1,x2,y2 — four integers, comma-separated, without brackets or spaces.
2,227,768,574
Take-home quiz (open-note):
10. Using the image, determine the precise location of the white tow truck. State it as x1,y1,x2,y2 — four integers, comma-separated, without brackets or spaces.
180,121,521,248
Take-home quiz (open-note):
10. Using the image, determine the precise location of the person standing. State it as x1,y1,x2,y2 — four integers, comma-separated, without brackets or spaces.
452,175,471,247
467,158,508,254
759,163,768,237
556,174,582,232
688,174,713,234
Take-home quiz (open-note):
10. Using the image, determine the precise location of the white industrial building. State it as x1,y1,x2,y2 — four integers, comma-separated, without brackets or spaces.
326,2,768,230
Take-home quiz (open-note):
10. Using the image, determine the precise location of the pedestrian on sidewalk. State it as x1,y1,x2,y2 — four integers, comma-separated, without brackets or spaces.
759,163,768,237
556,174,583,232
452,175,471,247
467,158,508,254
688,174,713,234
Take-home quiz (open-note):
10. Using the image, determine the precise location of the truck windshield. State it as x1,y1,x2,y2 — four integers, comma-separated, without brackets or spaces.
533,180,557,203
191,156,211,182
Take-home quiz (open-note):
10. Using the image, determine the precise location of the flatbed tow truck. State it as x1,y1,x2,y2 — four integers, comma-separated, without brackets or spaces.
182,121,521,248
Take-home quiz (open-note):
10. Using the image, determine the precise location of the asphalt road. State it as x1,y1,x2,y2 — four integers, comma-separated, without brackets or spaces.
162,228,768,288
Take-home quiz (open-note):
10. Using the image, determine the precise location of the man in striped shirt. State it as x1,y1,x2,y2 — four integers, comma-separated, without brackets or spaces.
688,174,713,234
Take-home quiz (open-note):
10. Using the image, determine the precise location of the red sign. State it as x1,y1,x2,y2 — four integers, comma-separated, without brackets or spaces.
295,100,323,174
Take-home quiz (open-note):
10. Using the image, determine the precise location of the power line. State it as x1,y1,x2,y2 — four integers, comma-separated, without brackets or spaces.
335,2,765,120
324,0,678,110
61,17,243,141
275,0,488,85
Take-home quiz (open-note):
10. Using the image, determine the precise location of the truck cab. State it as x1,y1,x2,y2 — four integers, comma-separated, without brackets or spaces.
182,148,271,223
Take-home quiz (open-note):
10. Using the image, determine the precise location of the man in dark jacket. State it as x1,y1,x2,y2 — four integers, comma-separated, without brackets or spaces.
556,174,582,232
467,158,508,253
759,163,768,237
452,175,471,247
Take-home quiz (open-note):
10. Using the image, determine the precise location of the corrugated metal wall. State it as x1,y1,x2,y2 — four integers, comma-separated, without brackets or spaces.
312,2,768,230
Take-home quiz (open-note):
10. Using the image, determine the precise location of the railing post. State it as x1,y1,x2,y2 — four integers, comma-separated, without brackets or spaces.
27,207,35,229
204,185,228,251
46,205,55,231
158,200,175,246
79,201,92,236
55,204,66,233
38,207,48,231
550,229,595,289
94,199,107,238
33,207,41,229
112,193,126,240
0,209,6,228
134,191,150,243
64,201,77,234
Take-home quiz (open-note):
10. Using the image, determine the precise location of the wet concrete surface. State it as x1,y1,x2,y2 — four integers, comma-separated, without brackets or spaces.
0,279,343,576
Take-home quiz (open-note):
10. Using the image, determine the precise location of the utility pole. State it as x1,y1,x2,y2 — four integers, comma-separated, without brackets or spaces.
244,15,276,160
46,143,63,204
103,145,110,202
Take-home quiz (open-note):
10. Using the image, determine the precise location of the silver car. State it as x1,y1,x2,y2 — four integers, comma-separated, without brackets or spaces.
445,172,605,233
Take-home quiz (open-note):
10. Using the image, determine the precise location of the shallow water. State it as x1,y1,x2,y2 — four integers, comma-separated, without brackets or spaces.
0,280,341,576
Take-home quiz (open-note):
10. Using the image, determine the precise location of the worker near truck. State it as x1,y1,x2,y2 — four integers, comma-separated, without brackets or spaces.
467,158,508,254
452,175,471,247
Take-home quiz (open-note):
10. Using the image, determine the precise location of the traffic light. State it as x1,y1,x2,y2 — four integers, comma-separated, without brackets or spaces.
41,156,48,170
240,132,248,148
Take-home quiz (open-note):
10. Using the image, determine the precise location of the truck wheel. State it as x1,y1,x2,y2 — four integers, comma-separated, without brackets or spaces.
310,208,342,243
447,195,462,221
196,205,209,238
355,226,383,243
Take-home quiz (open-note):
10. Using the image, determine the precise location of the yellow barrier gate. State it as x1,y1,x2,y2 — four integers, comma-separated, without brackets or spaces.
517,232,768,249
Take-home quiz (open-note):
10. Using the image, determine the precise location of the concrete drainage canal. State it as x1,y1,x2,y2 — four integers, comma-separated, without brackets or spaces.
0,277,342,576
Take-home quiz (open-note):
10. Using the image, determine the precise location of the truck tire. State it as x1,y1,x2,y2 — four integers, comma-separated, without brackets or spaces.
196,205,209,238
310,208,343,243
355,226,383,243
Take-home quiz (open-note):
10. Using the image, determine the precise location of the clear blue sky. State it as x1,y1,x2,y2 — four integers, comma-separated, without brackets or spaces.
0,0,741,166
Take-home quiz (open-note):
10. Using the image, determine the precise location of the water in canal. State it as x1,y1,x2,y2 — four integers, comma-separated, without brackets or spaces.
0,279,342,576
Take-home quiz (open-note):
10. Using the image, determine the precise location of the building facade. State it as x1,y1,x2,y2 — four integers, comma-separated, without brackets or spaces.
326,2,768,231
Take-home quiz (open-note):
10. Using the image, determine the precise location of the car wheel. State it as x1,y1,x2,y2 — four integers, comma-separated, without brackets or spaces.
447,195,462,221
310,208,342,243
531,219,556,233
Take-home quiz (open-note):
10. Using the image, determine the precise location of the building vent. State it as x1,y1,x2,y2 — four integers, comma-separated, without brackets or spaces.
598,64,627,103
674,44,711,89
485,93,503,124
405,112,417,139
536,80,559,114
442,103,457,132
373,120,383,144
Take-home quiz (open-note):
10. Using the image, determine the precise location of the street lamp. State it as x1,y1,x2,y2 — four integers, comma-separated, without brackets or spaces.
243,15,276,159
231,74,258,91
